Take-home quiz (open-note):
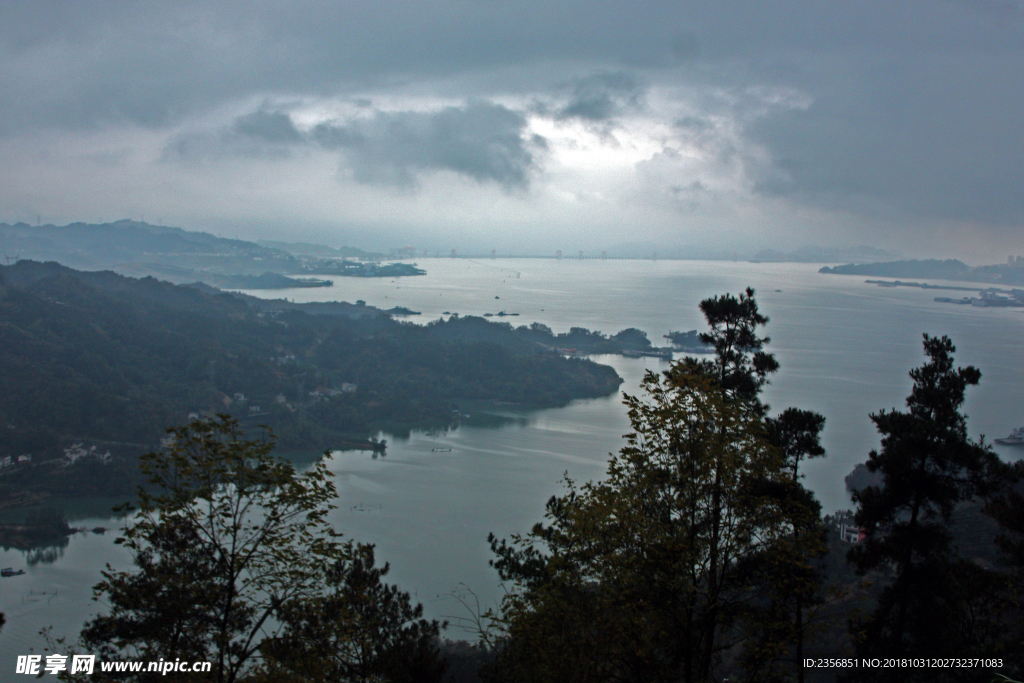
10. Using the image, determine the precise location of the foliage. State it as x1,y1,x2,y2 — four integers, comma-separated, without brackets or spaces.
484,289,827,683
846,335,1007,680
81,415,343,683
733,408,828,683
982,461,1024,673
696,286,779,412
259,543,447,683
0,507,73,550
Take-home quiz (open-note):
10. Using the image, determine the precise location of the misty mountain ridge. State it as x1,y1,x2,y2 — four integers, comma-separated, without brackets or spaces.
0,220,410,288
0,219,297,274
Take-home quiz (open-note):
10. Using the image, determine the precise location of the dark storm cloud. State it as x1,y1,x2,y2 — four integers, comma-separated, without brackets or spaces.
311,102,540,188
556,73,644,121
164,109,306,161
746,51,1024,225
0,0,685,134
3,0,1024,238
231,110,303,143
164,101,539,186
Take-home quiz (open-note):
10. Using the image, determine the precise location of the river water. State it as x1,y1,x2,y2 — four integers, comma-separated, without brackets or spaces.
3,258,1023,662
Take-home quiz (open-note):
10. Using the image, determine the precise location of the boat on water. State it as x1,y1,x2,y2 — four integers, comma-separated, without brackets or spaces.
994,427,1024,446
1,567,26,577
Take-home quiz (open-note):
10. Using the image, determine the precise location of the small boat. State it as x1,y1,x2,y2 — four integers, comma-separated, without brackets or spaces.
994,427,1024,446
1,567,26,577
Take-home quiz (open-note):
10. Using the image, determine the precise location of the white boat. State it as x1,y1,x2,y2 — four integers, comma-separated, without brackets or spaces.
994,427,1024,446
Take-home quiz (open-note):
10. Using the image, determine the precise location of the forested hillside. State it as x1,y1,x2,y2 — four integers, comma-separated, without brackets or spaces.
0,261,622,466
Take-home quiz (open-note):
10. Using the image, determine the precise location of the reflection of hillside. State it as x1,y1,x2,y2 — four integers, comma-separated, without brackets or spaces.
26,542,68,566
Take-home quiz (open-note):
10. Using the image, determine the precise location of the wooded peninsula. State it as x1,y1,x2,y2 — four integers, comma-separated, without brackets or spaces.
0,260,637,503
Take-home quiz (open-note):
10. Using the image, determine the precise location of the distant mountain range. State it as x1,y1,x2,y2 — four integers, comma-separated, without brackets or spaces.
0,221,400,288
0,219,297,273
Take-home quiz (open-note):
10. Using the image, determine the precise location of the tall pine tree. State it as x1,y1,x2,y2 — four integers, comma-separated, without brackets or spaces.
847,335,1001,677
484,290,826,683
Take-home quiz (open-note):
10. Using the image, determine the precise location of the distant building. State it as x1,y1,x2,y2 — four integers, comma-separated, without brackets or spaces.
341,383,357,393
61,444,112,467
839,524,865,543
63,443,89,466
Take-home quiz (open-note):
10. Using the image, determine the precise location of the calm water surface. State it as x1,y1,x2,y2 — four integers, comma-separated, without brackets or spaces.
3,259,1023,660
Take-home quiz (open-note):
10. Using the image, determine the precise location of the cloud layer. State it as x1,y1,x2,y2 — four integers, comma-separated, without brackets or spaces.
1,0,1021,257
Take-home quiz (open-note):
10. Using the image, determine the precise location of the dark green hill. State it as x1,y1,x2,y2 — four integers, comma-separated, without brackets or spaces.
0,262,622,481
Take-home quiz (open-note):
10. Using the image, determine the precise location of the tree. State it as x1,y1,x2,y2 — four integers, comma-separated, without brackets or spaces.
259,543,447,683
847,335,1002,676
984,460,1024,674
484,289,826,683
697,287,780,413
81,416,342,683
733,409,827,683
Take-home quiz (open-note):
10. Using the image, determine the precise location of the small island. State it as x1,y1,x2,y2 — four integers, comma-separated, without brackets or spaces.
301,259,426,278
663,329,714,353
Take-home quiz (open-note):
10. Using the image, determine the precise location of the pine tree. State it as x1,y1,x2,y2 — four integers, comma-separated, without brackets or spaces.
847,335,1000,676
484,290,826,683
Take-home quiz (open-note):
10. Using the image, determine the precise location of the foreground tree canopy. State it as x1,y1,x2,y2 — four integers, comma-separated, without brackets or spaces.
33,290,1024,682
75,416,446,683
482,292,1024,682
485,289,828,683
846,336,1021,681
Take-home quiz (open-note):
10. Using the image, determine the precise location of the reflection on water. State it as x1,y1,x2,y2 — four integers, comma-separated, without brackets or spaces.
25,541,68,566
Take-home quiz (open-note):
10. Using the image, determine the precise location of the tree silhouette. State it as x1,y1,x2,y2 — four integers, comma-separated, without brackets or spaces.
847,335,1001,678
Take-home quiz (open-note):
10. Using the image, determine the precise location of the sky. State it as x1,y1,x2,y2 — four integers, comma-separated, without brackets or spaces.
0,0,1021,260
